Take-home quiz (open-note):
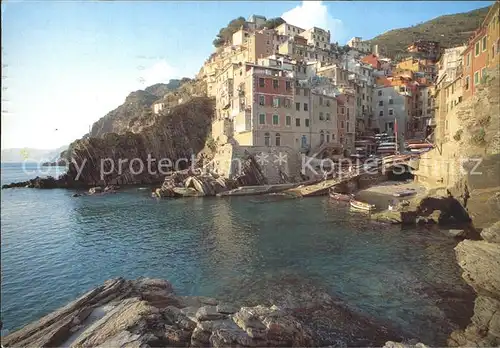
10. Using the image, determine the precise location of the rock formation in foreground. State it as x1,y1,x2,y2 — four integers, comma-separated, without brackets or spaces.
2,277,405,347
448,221,500,346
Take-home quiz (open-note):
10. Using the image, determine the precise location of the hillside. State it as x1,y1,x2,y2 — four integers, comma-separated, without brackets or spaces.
65,97,215,186
88,78,205,138
368,5,491,59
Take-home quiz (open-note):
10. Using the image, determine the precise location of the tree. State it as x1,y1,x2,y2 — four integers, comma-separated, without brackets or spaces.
213,16,246,47
260,17,285,30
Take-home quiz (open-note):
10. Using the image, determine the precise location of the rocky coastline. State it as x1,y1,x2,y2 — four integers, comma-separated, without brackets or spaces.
448,221,500,346
2,277,408,348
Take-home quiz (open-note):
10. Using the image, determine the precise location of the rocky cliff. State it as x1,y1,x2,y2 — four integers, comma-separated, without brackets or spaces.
415,67,500,228
88,79,206,139
2,277,405,347
64,97,214,187
448,221,500,346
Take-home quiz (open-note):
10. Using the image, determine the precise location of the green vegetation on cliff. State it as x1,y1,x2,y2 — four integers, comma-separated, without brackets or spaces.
213,17,247,47
368,5,490,59
212,16,285,47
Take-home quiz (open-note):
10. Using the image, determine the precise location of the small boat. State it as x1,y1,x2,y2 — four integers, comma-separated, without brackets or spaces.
350,199,376,211
407,143,433,149
393,189,416,197
329,191,353,202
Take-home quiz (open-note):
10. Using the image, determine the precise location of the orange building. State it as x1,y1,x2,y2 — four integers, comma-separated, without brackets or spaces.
361,54,381,70
462,27,488,100
462,1,499,100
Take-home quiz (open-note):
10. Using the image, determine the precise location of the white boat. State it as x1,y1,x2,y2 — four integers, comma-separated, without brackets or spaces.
350,199,376,211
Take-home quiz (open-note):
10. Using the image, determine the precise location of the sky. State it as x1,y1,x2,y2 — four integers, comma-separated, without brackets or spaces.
1,0,493,150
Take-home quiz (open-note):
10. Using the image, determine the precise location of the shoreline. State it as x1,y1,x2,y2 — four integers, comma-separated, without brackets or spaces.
0,277,410,347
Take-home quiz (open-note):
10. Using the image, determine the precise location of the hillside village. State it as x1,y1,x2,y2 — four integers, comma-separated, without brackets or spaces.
147,3,499,182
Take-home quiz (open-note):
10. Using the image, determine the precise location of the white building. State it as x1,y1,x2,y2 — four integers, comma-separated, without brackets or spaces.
275,22,305,37
347,37,371,53
300,27,331,51
152,102,166,115
436,46,467,85
373,86,411,149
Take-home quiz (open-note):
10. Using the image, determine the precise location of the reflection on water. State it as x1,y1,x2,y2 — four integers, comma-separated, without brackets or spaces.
1,165,473,344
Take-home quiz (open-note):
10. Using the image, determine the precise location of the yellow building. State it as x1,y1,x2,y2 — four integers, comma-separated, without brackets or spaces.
484,0,500,68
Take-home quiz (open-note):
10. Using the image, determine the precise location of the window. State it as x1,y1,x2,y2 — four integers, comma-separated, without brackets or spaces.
304,103,308,111
304,89,309,96
475,41,480,56
275,133,281,146
259,78,265,87
481,67,487,80
362,93,365,100
326,113,330,120
296,118,301,127
466,53,471,67
264,132,270,146
379,101,383,106
320,131,325,144
286,115,291,126
340,107,345,115
273,80,279,89
319,96,323,105
305,119,310,127
346,123,350,132
474,71,479,85
319,112,324,120
347,108,350,118
341,121,344,128
273,114,279,125
296,87,300,95
326,100,330,107
465,76,470,90
259,95,265,106
286,81,291,91
326,132,330,143
259,113,266,124
273,97,280,108
378,90,382,96
389,109,394,116
482,36,487,51
296,102,301,111
389,98,394,105
379,110,384,117
284,99,291,108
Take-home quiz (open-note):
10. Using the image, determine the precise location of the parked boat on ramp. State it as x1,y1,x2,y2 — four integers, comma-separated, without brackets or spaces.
329,190,354,202
350,199,376,211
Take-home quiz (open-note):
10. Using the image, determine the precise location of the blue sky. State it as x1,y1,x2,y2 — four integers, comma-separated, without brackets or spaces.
1,0,492,149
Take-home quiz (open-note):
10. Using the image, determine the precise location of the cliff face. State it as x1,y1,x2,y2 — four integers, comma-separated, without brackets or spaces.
66,97,215,186
88,79,205,139
415,67,500,228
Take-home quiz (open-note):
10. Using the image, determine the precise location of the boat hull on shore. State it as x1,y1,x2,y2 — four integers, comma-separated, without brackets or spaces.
329,191,353,202
350,200,376,211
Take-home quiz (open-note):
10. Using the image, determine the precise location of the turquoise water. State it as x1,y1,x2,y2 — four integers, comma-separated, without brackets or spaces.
1,163,473,344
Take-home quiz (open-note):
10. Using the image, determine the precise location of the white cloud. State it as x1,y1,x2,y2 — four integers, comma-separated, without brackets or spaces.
139,60,179,87
281,1,344,42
